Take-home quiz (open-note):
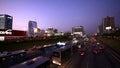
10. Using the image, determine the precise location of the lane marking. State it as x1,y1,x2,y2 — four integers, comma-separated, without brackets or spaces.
87,62,88,68
107,49,120,62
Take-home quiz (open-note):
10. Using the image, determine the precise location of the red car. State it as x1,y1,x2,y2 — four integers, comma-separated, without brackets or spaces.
92,49,100,54
80,51,85,56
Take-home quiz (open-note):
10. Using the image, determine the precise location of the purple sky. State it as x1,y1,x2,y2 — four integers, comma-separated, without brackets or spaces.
0,0,120,34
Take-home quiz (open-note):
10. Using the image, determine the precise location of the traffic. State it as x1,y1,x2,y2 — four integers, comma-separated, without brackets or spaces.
0,36,82,68
1,36,118,68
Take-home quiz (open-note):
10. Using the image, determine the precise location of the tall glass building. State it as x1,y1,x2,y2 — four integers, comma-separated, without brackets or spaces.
28,21,37,37
0,14,13,29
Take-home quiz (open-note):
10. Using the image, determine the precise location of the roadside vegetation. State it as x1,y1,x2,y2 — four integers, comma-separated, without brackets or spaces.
97,28,120,53
98,37,120,53
0,36,71,51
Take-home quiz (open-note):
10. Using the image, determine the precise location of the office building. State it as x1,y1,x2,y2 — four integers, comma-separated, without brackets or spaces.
0,14,13,29
46,27,54,36
72,26,84,36
98,23,103,34
103,16,115,32
28,21,37,37
98,16,115,34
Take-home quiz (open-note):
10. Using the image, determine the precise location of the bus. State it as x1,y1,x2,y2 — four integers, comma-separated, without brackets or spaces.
10,56,50,68
52,46,72,65
0,50,27,68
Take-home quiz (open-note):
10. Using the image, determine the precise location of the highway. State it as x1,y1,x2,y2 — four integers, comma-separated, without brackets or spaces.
1,40,120,68
57,42,120,68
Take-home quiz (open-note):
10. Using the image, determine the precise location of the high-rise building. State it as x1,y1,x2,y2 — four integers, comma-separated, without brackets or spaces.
98,23,103,34
47,27,54,33
46,27,54,36
28,21,37,37
103,16,115,32
98,16,115,34
0,14,13,29
72,26,84,36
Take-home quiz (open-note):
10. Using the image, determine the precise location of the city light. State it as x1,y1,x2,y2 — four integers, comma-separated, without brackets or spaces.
106,26,112,30
0,0,120,68
0,29,12,35
34,28,38,33
0,36,5,41
57,41,66,46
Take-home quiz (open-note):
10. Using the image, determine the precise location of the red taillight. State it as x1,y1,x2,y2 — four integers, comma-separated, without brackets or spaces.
80,52,85,55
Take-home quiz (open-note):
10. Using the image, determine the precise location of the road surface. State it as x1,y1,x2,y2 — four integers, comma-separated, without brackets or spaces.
58,42,120,68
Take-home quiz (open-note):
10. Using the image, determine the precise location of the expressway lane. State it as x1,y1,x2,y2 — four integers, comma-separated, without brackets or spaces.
57,42,120,68
69,52,86,68
105,46,120,62
58,51,86,68
93,51,114,68
79,49,94,68
103,49,120,68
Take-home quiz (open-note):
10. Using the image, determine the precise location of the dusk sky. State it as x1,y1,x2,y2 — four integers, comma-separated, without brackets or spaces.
0,0,120,34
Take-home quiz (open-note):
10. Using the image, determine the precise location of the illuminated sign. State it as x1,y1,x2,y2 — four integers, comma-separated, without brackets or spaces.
57,41,66,45
106,26,112,30
73,32,83,36
7,16,12,19
0,29,12,35
0,36,5,41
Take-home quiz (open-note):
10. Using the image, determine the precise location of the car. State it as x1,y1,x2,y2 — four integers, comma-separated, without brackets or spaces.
79,48,86,56
80,51,85,56
99,45,105,50
92,49,100,54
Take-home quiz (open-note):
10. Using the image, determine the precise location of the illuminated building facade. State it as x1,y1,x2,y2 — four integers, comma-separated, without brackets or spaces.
0,14,26,41
46,27,54,36
28,21,37,37
72,26,84,36
98,16,115,34
103,16,115,32
0,14,13,29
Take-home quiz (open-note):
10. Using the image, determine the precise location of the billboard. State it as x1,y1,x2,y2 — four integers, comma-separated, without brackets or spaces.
105,26,112,30
0,29,26,36
73,32,83,36
0,29,26,41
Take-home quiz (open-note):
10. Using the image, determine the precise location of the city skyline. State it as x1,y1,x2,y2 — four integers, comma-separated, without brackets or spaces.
0,0,120,34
